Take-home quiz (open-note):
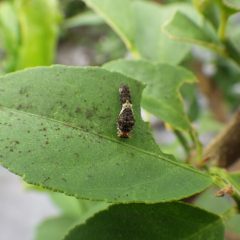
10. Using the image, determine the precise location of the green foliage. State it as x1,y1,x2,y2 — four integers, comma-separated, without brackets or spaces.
0,0,240,239
0,66,212,203
163,11,223,53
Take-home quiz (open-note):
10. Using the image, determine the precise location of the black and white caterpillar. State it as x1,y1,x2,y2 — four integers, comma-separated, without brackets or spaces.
117,85,135,138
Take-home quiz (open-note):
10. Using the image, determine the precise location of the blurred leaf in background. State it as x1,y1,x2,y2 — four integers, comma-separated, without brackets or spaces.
0,0,61,72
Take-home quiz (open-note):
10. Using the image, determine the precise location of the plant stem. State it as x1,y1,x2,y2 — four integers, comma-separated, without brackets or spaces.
190,128,203,162
232,194,240,213
173,129,191,157
218,9,228,41
221,206,238,223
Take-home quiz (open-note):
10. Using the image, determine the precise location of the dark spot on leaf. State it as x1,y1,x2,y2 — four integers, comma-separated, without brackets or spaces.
28,150,31,153
62,104,67,109
39,127,47,132
27,130,30,133
9,149,13,152
85,109,95,119
16,103,32,110
74,153,79,157
75,107,82,114
45,141,49,145
43,177,50,183
62,178,67,182
19,87,28,95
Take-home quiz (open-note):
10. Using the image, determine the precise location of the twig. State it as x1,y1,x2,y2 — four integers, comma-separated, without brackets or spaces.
204,111,240,167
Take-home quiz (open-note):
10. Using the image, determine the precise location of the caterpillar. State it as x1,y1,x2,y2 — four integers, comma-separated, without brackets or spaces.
117,85,135,138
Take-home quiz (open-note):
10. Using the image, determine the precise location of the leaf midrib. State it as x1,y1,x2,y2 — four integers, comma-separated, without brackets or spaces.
0,106,208,178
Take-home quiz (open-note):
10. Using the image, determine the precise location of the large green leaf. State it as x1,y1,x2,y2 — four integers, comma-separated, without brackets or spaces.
83,0,191,64
163,11,224,54
0,66,212,202
131,1,191,64
65,202,224,240
14,0,61,70
104,59,195,132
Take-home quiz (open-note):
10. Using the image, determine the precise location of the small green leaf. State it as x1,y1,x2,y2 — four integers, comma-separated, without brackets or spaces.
0,1,19,72
50,192,110,219
36,216,79,240
50,193,83,217
195,186,240,238
65,202,224,240
0,66,212,202
104,59,195,132
63,12,104,29
195,187,233,214
223,0,240,10
15,0,61,70
36,195,109,240
163,11,224,54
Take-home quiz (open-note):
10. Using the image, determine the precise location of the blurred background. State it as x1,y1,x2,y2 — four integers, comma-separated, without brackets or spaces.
0,0,240,239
